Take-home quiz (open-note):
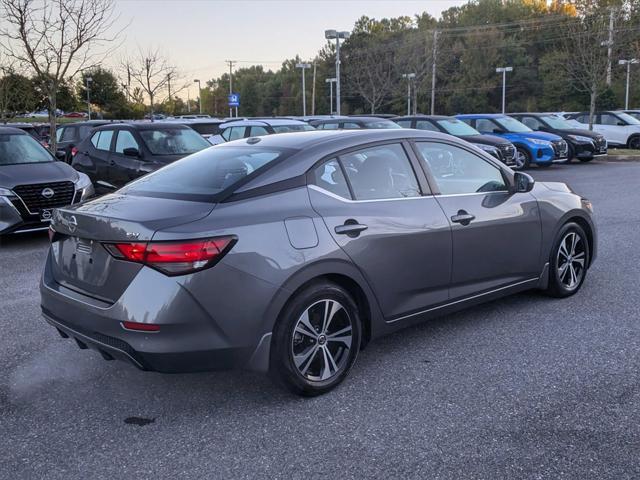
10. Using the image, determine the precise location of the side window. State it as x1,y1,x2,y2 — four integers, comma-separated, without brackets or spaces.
475,119,495,133
227,126,246,141
395,120,413,128
114,130,140,154
576,114,589,124
342,122,361,130
415,142,508,195
521,117,542,130
600,114,620,126
320,123,338,130
90,130,114,151
250,126,269,137
311,158,351,199
61,127,78,142
340,144,421,200
415,120,440,132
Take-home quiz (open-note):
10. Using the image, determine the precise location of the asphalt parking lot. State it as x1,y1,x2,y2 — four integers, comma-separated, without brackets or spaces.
1,159,639,480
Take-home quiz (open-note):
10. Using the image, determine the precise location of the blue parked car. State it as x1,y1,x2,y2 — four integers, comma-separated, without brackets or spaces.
456,114,568,169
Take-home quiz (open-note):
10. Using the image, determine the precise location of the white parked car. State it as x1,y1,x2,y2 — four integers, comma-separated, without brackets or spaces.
564,111,640,149
208,118,315,145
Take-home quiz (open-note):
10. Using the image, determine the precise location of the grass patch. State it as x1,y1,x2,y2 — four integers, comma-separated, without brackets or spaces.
609,148,640,156
1,117,82,125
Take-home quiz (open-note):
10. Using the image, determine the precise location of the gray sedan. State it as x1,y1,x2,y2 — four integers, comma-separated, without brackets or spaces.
40,129,596,395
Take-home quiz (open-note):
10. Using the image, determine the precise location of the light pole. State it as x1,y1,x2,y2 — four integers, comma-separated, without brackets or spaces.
619,59,639,110
85,76,93,119
325,78,336,114
325,30,350,115
496,66,513,114
296,63,311,116
402,73,416,115
193,79,202,114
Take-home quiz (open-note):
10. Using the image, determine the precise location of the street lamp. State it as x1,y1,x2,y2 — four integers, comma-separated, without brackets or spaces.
495,66,513,114
325,29,350,115
325,77,337,114
193,79,202,115
402,73,416,115
619,59,639,110
85,76,93,120
296,63,312,116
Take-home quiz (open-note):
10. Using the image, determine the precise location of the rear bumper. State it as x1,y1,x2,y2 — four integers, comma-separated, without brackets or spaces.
40,251,279,373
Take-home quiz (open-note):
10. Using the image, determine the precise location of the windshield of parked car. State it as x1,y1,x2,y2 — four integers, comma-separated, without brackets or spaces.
271,124,315,133
540,115,575,130
437,119,480,136
139,128,211,155
363,121,402,129
616,112,640,125
0,133,52,165
495,117,532,133
120,146,290,201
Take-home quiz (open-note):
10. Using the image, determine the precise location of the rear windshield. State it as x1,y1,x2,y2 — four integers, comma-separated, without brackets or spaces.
0,133,52,165
272,124,315,133
437,119,480,136
121,146,290,201
363,121,402,129
139,128,211,155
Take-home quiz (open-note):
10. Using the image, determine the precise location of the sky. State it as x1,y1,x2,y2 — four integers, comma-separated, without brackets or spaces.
113,0,467,98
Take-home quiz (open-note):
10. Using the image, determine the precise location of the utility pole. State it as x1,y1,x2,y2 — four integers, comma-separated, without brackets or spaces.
85,76,92,120
606,8,616,87
402,73,416,116
296,63,311,116
496,67,513,114
193,79,202,114
325,30,350,116
226,60,236,117
187,90,191,113
325,78,336,114
167,72,172,115
430,30,438,115
311,62,317,116
619,59,639,110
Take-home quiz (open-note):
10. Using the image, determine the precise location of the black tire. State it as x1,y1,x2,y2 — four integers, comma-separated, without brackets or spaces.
579,156,594,163
627,135,640,150
269,281,362,396
544,222,590,298
567,143,575,162
514,146,531,170
537,162,554,168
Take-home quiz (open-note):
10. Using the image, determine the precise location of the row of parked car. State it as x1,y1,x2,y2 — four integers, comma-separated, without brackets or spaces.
0,108,637,235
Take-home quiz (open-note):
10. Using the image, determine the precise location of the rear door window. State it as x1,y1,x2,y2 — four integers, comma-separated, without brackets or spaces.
249,126,270,137
415,120,439,132
91,130,114,151
114,130,140,154
312,158,351,199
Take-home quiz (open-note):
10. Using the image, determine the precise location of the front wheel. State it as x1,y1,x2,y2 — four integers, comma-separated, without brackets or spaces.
627,135,640,150
270,282,361,396
514,147,531,170
544,222,590,298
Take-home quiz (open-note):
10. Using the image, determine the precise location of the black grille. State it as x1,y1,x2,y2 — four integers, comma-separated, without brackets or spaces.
497,144,516,164
13,181,75,213
595,136,607,150
552,140,568,157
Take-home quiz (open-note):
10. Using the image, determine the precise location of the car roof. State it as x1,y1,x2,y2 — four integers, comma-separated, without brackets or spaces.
0,126,27,135
456,113,507,119
92,122,191,131
393,115,453,121
61,120,114,127
220,118,310,128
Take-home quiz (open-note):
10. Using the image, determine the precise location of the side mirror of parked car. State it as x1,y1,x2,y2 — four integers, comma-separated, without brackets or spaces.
514,171,535,193
54,150,66,161
123,147,140,157
617,121,626,126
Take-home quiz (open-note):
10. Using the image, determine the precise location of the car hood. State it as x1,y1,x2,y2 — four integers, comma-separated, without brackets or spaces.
458,134,512,146
550,128,601,138
0,161,78,189
503,131,563,142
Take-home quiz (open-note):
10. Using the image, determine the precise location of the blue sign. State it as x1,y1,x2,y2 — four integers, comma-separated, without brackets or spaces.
228,93,240,107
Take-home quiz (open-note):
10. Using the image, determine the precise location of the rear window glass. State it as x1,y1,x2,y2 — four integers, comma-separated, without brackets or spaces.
121,146,290,201
272,124,315,133
0,134,52,165
190,123,222,135
139,128,210,155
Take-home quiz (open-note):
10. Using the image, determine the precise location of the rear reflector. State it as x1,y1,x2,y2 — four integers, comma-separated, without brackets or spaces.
122,321,160,332
104,236,236,276
71,147,78,156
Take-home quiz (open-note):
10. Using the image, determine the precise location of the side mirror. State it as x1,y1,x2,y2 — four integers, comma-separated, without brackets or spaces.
54,150,66,161
617,121,626,126
514,171,535,193
122,147,140,157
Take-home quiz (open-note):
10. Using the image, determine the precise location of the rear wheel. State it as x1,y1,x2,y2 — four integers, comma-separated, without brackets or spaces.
270,282,361,396
545,222,590,298
514,147,531,170
627,135,640,150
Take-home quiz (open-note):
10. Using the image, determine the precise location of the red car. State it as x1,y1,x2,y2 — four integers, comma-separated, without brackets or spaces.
62,112,88,118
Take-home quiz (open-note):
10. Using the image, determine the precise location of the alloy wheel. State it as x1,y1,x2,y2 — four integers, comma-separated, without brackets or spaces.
514,149,527,169
291,299,353,382
556,231,586,290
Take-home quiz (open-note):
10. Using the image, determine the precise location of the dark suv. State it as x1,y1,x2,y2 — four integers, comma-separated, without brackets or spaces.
55,121,113,163
0,127,93,234
393,115,517,166
72,123,211,193
510,113,607,162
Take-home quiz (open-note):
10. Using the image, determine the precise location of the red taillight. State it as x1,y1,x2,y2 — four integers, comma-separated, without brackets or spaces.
104,236,236,276
48,226,56,242
122,321,160,332
71,147,78,156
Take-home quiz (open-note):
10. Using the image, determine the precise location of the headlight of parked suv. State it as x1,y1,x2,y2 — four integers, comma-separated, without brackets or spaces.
74,173,95,201
529,138,552,146
0,187,15,197
472,143,499,156
568,135,593,143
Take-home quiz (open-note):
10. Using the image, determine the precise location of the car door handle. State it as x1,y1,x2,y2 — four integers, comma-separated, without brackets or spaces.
335,221,368,237
451,211,476,226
